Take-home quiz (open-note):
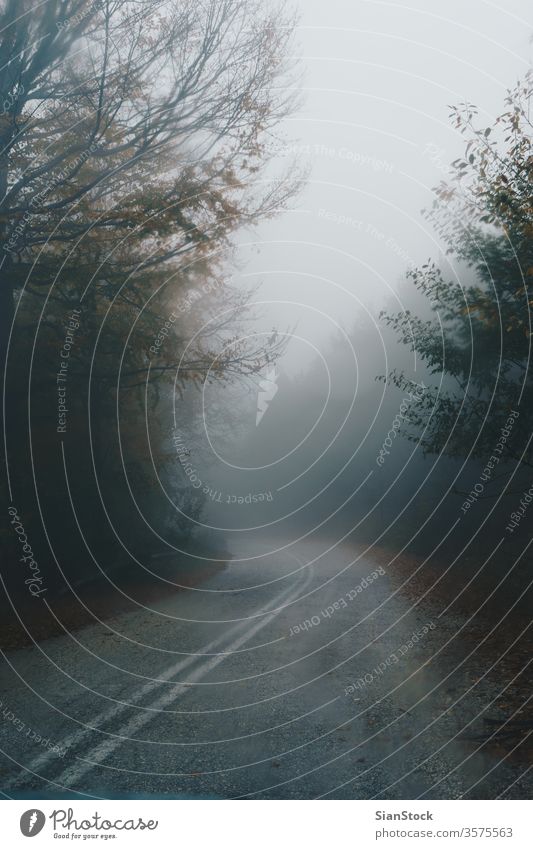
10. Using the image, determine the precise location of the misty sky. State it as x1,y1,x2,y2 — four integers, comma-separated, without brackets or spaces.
232,0,533,374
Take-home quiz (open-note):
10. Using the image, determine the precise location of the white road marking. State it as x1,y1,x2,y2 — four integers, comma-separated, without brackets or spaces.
5,552,310,790
54,562,313,788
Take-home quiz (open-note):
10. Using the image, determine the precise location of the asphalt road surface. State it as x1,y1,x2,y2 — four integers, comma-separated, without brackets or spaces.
0,535,530,799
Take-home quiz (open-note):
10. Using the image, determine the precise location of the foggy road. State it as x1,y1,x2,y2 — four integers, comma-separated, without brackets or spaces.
0,536,528,800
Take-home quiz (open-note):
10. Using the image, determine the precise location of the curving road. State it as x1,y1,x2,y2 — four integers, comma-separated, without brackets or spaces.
0,535,529,799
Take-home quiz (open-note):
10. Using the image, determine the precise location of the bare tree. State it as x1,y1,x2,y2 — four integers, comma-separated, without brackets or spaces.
0,0,300,587
0,0,299,373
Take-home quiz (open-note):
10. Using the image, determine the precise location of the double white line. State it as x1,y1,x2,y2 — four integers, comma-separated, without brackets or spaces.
6,552,312,793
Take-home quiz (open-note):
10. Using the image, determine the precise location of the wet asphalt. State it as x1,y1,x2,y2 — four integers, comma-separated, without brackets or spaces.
0,535,530,799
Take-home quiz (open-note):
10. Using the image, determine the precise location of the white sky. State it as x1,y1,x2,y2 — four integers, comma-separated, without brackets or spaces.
232,0,533,372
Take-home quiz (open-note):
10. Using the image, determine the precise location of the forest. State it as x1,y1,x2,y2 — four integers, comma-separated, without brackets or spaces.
0,0,531,806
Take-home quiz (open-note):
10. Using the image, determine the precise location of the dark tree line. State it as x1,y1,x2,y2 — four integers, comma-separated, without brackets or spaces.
0,0,299,614
383,75,533,489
